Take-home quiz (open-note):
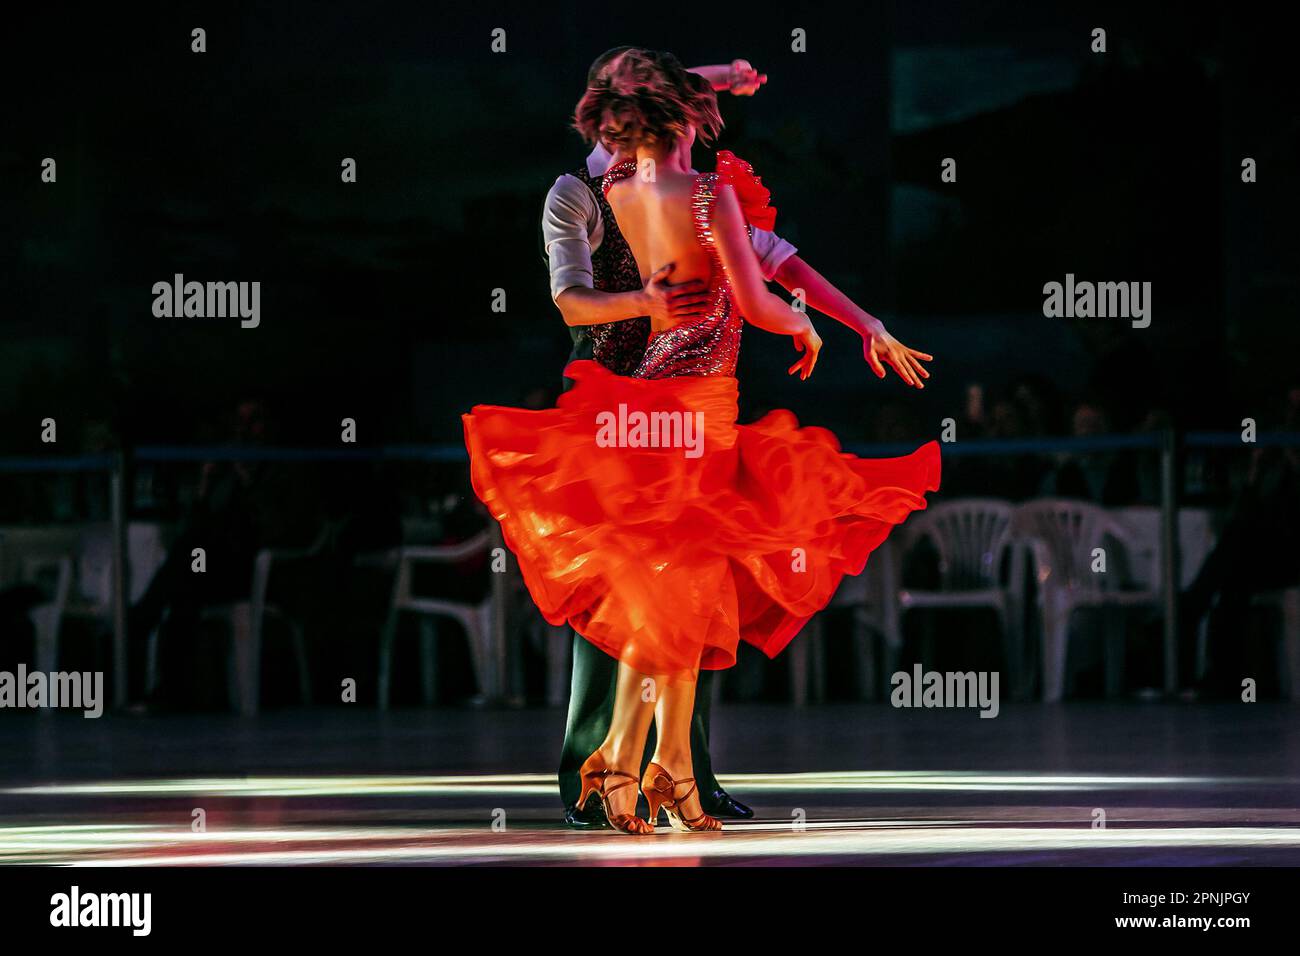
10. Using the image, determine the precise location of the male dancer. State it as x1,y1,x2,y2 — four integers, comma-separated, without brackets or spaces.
545,48,930,829
544,50,779,828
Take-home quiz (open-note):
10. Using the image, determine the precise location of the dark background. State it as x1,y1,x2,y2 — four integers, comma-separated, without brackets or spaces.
2,0,1297,450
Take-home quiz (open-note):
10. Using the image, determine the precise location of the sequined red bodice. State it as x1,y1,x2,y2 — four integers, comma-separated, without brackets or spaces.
601,152,775,380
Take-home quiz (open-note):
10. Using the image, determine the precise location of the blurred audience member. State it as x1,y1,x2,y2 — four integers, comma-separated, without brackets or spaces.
126,398,321,708
1011,374,1065,437
944,384,1048,500
1179,384,1300,694
1039,399,1141,504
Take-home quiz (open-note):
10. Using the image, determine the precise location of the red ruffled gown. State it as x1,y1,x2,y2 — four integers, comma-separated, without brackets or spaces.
464,151,940,682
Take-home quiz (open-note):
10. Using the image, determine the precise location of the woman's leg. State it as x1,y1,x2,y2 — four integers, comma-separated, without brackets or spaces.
648,670,713,825
591,660,658,820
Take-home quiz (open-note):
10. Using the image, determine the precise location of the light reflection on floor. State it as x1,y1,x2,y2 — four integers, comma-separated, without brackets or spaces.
4,771,1300,866
6,770,1265,798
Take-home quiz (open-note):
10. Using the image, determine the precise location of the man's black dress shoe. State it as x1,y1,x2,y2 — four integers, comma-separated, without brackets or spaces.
700,787,754,819
563,799,611,830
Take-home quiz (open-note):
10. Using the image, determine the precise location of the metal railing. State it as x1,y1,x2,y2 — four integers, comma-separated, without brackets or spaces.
0,428,1289,707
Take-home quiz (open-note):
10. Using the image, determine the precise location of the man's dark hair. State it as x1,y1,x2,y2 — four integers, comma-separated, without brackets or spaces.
587,46,635,85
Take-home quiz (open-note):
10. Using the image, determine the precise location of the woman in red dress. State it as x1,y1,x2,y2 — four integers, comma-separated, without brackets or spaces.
464,50,939,833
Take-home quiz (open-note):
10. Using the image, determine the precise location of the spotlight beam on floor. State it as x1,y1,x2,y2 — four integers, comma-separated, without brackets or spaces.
3,770,1277,800
5,772,1299,866
8,824,1296,867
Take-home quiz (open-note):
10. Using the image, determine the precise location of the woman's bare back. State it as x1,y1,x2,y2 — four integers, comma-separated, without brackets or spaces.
606,170,714,332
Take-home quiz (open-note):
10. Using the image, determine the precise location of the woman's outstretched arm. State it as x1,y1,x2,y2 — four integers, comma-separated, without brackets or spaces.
711,184,822,379
772,256,932,388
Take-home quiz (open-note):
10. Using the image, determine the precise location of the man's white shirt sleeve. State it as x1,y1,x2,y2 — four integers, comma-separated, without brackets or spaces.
750,228,798,281
542,174,603,301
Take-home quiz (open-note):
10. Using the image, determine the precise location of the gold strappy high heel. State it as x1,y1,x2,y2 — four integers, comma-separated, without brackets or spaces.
641,762,723,832
577,752,654,835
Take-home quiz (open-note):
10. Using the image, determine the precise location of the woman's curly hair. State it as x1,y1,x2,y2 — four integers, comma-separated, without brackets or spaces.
574,48,723,152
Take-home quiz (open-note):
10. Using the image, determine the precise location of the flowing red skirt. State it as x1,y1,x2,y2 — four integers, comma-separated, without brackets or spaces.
463,360,940,681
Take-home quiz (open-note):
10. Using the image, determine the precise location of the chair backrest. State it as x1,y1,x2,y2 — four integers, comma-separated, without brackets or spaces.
1013,498,1143,593
0,526,77,586
19,553,74,602
905,498,1015,590
0,526,81,591
831,536,898,608
16,552,75,666
75,523,114,607
393,529,494,609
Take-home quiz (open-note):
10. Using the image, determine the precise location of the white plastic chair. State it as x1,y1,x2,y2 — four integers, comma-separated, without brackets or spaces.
787,614,827,707
60,523,115,652
374,529,504,708
1014,499,1160,702
891,499,1024,696
790,539,902,703
850,539,903,699
24,555,75,674
0,527,78,674
505,563,570,707
181,527,327,716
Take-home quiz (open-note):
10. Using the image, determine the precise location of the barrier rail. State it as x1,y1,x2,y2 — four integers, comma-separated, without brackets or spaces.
133,445,468,463
2,430,1293,707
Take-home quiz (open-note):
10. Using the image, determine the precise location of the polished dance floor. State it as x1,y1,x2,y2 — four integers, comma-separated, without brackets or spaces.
2,703,1299,866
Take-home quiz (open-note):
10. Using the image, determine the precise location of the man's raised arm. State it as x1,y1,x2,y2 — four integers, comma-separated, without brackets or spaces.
687,60,767,96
